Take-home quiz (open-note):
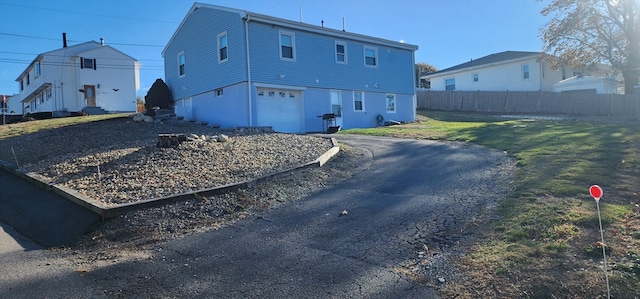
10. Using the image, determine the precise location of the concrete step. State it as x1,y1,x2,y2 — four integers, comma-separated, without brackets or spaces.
82,106,108,115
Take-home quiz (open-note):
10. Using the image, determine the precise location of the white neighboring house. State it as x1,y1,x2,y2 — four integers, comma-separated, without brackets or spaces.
423,51,568,92
3,94,21,114
15,40,140,116
553,75,620,94
423,50,624,94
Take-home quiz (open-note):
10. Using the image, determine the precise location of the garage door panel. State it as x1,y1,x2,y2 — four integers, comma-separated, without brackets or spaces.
256,88,302,133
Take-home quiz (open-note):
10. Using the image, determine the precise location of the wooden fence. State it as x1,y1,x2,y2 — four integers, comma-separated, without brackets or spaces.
417,90,640,122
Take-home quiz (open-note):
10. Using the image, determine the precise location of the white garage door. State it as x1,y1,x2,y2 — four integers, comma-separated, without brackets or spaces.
256,88,303,133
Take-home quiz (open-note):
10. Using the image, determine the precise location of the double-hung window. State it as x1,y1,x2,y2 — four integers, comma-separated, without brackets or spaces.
35,62,41,77
218,32,228,63
364,46,377,67
335,41,347,64
178,51,186,77
279,31,295,61
473,73,479,82
445,78,455,91
353,91,364,112
522,64,530,80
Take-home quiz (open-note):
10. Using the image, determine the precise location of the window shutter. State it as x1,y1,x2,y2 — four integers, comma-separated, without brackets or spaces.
93,59,97,70
80,57,84,69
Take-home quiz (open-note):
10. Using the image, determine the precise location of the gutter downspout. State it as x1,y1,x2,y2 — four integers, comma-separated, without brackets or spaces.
411,51,417,120
539,58,543,91
244,15,253,126
73,57,80,111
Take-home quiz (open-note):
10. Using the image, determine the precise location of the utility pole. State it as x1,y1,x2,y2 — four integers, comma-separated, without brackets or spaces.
2,95,6,125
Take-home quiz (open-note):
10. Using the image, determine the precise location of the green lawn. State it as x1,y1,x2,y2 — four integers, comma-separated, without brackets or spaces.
342,110,640,298
0,113,131,139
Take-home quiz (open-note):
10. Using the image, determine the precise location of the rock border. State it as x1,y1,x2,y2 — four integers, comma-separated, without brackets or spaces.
0,137,340,219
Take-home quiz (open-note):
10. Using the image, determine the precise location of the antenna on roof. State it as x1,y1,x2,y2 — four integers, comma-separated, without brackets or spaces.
342,17,346,31
299,6,302,22
321,20,324,27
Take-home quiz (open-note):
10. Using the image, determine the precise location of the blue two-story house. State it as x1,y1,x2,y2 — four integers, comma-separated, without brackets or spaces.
162,3,419,133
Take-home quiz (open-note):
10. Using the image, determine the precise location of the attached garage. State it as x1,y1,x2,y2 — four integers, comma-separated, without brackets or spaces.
255,87,303,133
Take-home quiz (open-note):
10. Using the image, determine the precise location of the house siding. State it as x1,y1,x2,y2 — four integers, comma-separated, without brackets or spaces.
427,56,567,92
16,42,138,115
164,3,417,133
247,22,415,94
164,7,247,100
301,89,415,131
188,83,249,127
76,47,138,112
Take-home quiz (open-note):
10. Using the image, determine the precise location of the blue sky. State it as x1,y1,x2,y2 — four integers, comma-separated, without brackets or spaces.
0,0,548,96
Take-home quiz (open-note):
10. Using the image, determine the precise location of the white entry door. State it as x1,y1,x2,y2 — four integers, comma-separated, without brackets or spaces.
256,88,303,133
330,90,343,127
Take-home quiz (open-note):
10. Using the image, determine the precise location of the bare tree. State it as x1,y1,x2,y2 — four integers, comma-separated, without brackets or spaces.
541,0,639,94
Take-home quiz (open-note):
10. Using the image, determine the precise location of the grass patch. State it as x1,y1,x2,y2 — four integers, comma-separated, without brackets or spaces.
341,110,640,297
0,114,131,140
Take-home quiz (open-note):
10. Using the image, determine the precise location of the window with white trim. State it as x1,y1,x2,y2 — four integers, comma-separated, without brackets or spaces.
445,78,455,91
26,73,30,85
364,46,377,67
473,73,479,82
218,32,228,62
335,41,347,64
178,51,185,77
46,87,52,100
81,57,96,70
215,88,224,97
353,91,364,111
35,62,41,77
522,64,530,79
330,90,342,116
279,31,295,61
386,94,396,112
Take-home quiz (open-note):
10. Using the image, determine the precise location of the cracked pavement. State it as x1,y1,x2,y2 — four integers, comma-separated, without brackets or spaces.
0,135,514,298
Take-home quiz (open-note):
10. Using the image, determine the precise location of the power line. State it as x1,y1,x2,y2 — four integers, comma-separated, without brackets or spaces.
0,32,59,41
0,3,176,24
0,32,165,48
0,59,165,70
0,51,164,62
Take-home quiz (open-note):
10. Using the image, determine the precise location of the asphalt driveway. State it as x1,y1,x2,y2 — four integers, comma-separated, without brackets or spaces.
0,135,513,298
0,168,101,250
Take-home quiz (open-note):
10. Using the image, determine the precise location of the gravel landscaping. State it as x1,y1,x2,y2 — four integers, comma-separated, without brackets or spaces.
2,116,333,206
0,116,369,253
